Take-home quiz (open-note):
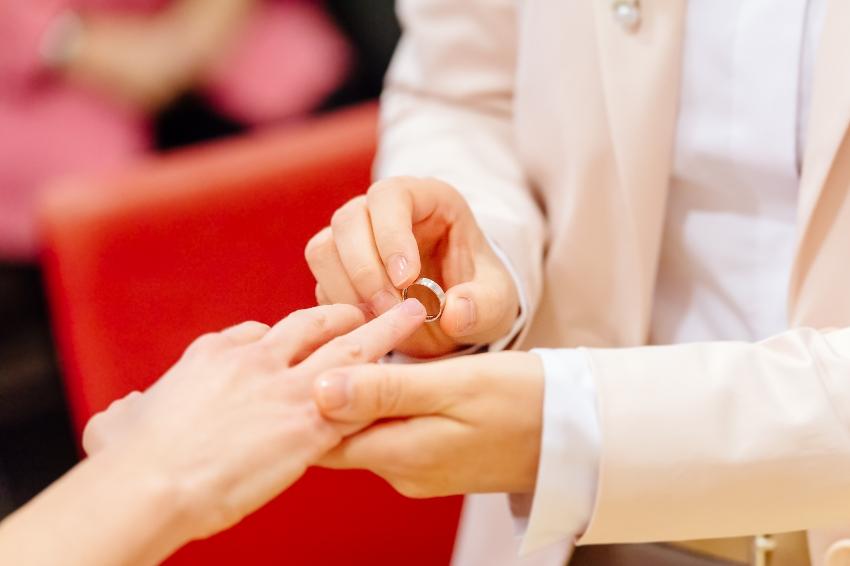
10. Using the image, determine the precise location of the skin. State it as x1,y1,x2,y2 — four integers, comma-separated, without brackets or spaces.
313,351,545,498
306,177,520,358
0,300,426,566
63,0,258,111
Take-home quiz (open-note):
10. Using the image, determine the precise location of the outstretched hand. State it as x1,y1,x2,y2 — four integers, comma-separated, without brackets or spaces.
312,351,545,497
83,300,426,542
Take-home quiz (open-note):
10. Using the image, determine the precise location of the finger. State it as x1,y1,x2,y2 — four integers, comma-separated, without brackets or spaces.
367,177,473,289
262,304,368,365
439,257,518,344
330,197,399,315
220,321,271,345
183,331,233,357
318,419,416,469
298,299,426,375
313,358,459,424
319,417,460,479
365,180,421,288
305,227,360,306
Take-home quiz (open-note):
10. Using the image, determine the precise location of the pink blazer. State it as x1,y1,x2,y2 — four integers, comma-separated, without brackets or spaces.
376,1,850,565
0,0,349,259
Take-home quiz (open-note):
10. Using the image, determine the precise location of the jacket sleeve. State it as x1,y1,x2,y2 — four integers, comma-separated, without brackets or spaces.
375,0,546,327
578,326,850,544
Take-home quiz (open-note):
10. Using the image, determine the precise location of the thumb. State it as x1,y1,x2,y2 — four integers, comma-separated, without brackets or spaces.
313,364,449,424
440,265,518,345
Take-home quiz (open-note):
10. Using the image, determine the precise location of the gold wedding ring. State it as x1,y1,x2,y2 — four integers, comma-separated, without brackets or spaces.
402,277,446,322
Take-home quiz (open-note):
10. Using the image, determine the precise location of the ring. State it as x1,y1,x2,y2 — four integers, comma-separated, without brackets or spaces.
402,277,446,322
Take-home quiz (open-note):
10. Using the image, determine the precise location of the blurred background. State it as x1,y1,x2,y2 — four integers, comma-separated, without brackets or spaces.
0,3,467,565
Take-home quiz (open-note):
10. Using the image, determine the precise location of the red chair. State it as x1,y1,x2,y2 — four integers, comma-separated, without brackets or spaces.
40,103,462,565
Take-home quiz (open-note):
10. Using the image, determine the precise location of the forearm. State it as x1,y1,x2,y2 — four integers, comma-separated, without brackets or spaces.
164,0,257,71
0,447,191,566
61,0,257,110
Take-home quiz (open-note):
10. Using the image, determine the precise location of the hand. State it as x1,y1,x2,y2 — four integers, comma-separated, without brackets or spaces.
312,351,543,497
63,15,200,110
306,177,520,358
64,0,254,111
82,300,426,541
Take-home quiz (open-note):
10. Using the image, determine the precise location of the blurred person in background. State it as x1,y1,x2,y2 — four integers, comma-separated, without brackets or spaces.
0,0,387,525
0,0,352,260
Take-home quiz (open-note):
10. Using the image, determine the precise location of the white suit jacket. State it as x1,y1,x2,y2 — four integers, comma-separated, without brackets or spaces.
375,1,850,565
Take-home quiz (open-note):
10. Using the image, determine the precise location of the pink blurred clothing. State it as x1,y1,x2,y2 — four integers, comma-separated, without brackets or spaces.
0,0,350,260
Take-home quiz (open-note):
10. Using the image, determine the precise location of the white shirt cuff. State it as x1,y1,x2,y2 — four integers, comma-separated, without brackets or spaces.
514,348,601,555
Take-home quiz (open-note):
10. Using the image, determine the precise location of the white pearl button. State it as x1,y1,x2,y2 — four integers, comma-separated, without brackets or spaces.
612,1,641,31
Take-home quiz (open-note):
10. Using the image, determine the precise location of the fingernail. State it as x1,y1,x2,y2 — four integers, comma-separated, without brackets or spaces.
387,254,409,288
370,289,398,315
316,373,350,411
399,298,426,317
455,297,476,334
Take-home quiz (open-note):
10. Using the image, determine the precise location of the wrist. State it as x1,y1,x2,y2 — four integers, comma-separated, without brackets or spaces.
88,443,198,558
40,10,85,71
0,443,200,566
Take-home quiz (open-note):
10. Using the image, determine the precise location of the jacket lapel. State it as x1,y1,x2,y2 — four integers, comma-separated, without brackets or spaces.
790,0,850,314
590,0,686,333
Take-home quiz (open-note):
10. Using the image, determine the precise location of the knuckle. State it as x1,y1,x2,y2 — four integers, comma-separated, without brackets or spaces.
366,178,400,199
82,414,103,436
122,391,143,410
304,228,333,265
105,396,125,413
300,309,328,331
305,310,328,334
376,372,403,414
239,320,271,334
330,196,366,227
186,332,225,355
251,345,283,372
348,263,379,291
330,336,365,363
81,418,106,454
375,227,412,250
81,431,100,455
